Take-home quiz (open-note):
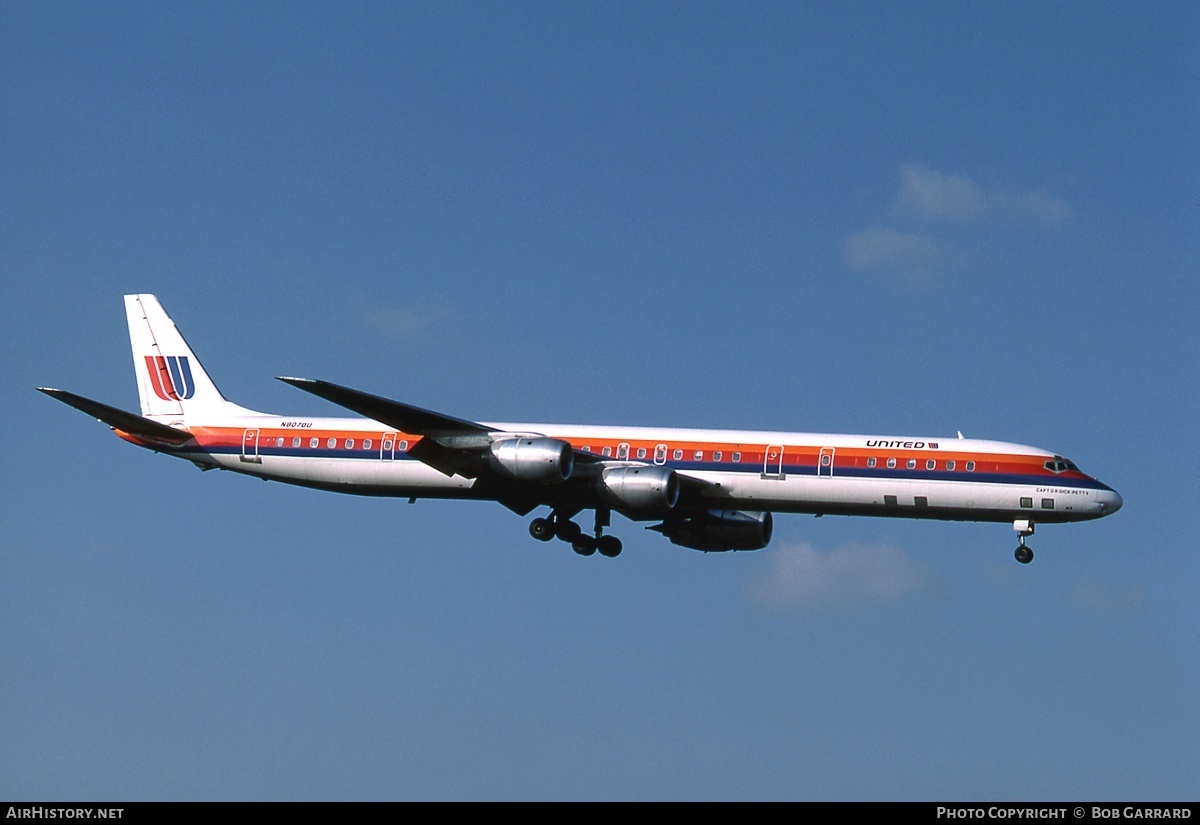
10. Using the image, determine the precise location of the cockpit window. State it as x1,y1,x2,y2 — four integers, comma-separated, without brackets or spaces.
1044,456,1079,474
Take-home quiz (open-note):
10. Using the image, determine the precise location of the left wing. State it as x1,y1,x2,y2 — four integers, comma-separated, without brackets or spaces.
276,376,605,480
277,377,492,478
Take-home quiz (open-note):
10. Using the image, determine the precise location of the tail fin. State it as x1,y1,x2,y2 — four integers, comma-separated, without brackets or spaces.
125,294,260,420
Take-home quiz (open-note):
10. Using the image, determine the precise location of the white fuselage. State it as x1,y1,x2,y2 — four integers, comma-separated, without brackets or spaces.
136,413,1122,526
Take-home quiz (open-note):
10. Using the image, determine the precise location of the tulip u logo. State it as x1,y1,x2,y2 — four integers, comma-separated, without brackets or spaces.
145,355,195,401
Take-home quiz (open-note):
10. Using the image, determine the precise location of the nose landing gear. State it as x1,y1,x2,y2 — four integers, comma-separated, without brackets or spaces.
529,508,622,558
1013,520,1034,564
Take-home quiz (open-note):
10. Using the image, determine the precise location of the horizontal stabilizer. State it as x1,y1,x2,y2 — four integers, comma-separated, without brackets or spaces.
37,388,193,445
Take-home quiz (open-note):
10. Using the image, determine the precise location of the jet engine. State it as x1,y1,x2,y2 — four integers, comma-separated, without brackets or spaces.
597,465,679,511
487,437,574,484
651,510,773,552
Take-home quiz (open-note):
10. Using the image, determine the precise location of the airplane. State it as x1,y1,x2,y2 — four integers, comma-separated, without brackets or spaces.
39,295,1122,563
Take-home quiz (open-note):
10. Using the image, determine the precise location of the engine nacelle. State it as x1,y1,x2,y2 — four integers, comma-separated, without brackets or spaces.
653,510,773,552
597,465,679,512
487,437,573,484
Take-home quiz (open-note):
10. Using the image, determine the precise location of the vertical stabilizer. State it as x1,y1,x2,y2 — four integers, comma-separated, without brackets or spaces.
124,294,258,420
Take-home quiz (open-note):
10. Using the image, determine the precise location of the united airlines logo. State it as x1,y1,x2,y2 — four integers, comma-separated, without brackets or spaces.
145,355,195,400
866,439,938,449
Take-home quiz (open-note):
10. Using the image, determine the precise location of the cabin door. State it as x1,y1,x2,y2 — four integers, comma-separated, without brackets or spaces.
241,429,261,463
763,445,785,479
380,432,400,460
818,447,835,478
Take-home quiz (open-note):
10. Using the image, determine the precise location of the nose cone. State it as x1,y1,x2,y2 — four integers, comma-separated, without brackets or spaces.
1098,486,1123,516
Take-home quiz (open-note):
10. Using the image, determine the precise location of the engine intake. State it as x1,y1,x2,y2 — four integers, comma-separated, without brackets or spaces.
652,510,773,552
597,465,679,512
487,437,573,484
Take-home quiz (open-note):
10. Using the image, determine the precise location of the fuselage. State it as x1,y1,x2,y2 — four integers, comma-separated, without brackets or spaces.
119,413,1122,526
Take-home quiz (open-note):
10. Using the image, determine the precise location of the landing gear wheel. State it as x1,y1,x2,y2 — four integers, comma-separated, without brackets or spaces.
597,536,623,558
1015,544,1033,564
572,537,597,556
555,519,583,543
529,518,556,542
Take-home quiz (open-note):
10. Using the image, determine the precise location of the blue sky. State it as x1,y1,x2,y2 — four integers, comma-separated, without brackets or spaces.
2,1,1197,800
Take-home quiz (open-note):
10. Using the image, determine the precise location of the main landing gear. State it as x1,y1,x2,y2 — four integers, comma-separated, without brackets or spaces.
529,508,623,558
1013,519,1035,564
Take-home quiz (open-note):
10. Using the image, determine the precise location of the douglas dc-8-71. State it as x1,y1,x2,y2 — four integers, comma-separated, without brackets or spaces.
39,295,1122,563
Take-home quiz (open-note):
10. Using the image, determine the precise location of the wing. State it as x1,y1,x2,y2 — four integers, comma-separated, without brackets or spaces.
277,376,496,478
276,377,711,519
277,376,489,435
276,376,606,480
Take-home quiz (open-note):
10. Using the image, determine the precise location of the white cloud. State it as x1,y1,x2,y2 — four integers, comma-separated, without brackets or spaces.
842,164,1074,287
844,227,947,287
895,163,1073,224
897,163,987,220
750,539,927,610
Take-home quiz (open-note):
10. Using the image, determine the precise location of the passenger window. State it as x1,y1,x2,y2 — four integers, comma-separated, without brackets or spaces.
364,439,372,449
966,461,975,472
276,437,284,447
602,446,612,457
906,459,916,469
399,440,408,451
887,458,896,469
926,459,936,470
732,451,741,462
328,437,336,448
636,447,646,459
713,451,723,461
292,437,301,448
346,438,354,449
673,449,683,460
310,437,319,448
694,450,703,461
867,457,876,468
947,460,956,471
